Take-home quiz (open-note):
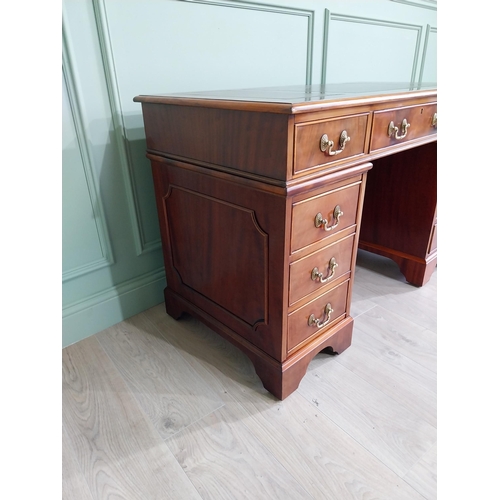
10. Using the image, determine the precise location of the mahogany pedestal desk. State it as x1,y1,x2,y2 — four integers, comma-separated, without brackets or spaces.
134,83,437,400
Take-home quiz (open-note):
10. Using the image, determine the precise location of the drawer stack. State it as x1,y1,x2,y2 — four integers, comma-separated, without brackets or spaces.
287,176,363,355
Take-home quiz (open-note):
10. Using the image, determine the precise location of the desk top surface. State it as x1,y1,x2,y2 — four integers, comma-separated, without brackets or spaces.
134,82,437,113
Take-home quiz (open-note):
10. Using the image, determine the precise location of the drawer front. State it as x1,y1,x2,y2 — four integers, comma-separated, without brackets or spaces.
294,114,368,174
291,182,360,253
289,234,355,306
288,280,349,352
370,103,437,152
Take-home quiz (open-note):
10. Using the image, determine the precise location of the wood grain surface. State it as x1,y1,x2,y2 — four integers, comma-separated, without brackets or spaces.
62,336,201,500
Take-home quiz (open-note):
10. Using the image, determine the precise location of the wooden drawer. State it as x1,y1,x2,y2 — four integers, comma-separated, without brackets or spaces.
289,233,355,306
370,103,437,152
294,113,368,175
288,280,349,353
290,181,360,253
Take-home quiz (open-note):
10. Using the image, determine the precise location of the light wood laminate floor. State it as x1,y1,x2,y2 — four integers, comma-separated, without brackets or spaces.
62,250,437,499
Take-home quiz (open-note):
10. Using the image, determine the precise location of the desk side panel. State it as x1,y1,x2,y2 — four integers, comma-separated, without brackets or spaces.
150,157,288,361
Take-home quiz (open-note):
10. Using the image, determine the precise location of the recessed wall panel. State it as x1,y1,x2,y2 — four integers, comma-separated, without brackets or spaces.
62,73,105,274
324,15,421,84
420,27,437,83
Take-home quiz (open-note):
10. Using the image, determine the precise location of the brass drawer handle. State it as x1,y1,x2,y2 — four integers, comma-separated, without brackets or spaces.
308,303,334,329
431,113,437,127
315,205,343,231
388,118,410,139
320,130,350,156
311,257,338,283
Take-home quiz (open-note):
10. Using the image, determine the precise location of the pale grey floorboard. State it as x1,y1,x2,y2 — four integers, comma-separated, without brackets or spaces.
352,306,437,374
335,317,437,427
370,292,437,333
96,313,225,440
404,443,437,499
167,404,314,500
354,250,437,333
62,252,437,500
299,360,436,478
62,425,94,500
349,281,378,318
222,391,428,499
145,305,427,499
144,304,264,398
62,336,201,500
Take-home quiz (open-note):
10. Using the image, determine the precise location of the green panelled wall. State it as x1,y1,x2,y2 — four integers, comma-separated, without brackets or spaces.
62,0,437,347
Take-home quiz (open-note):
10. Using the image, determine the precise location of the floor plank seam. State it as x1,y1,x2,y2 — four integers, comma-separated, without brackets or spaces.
305,397,427,497
142,309,258,400
301,362,436,480
403,439,437,477
331,345,437,433
93,332,207,499
376,296,437,333
351,302,379,319
358,303,438,379
224,395,318,500
398,475,430,500
352,332,437,384
164,401,227,442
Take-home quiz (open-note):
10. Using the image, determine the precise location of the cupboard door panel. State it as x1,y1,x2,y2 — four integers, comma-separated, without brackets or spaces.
166,186,268,329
